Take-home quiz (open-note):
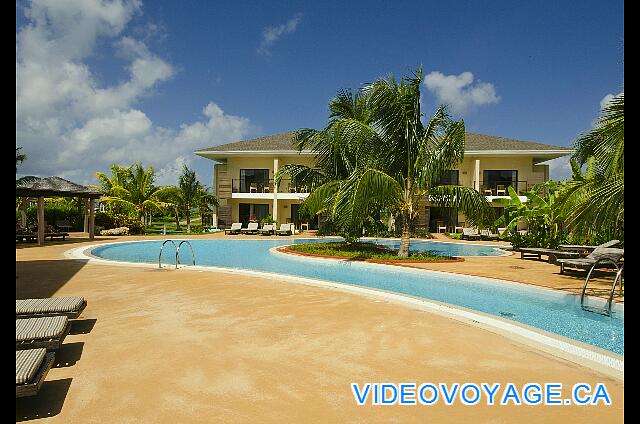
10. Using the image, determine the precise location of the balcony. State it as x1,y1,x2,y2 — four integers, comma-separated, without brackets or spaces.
229,179,310,200
476,180,529,197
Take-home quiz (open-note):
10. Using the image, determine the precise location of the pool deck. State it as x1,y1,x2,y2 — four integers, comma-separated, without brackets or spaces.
16,234,623,422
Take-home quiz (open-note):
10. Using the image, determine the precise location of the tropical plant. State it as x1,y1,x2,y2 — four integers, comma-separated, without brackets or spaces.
559,93,624,242
278,68,491,256
95,163,166,231
196,185,218,227
493,185,567,249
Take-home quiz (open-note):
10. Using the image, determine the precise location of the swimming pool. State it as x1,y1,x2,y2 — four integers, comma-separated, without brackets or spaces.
89,239,624,355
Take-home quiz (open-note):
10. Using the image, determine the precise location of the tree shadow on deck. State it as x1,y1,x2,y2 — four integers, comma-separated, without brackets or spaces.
16,259,90,299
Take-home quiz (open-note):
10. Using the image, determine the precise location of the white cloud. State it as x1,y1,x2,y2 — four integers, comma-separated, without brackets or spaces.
257,13,303,55
543,156,573,181
16,0,254,185
423,71,499,113
599,91,623,110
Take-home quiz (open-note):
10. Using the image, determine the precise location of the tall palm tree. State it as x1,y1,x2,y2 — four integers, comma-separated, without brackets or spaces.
178,165,200,233
560,93,624,241
97,163,165,228
280,68,491,256
196,185,218,226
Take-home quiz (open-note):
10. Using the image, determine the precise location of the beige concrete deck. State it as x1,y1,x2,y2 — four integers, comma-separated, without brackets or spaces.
16,234,623,423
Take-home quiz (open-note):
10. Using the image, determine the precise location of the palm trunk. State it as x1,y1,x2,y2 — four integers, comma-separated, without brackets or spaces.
186,210,191,233
174,208,181,230
398,213,411,257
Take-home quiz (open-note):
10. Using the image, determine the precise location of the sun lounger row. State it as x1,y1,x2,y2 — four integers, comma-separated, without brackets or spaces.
224,223,293,236
16,296,87,398
461,227,506,241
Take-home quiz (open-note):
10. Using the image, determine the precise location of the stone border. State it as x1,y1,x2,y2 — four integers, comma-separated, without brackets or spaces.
65,240,624,380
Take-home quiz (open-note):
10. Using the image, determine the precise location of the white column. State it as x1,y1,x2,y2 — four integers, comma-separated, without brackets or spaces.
211,162,218,227
89,198,95,240
473,159,480,191
272,158,279,222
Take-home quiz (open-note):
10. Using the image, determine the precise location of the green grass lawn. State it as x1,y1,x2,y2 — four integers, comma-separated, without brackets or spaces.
287,242,454,261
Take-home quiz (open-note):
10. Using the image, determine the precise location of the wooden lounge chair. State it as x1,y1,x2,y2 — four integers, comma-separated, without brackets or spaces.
556,247,624,274
44,225,69,240
241,222,259,234
461,227,481,241
257,224,274,235
16,316,70,351
16,296,87,319
558,240,620,253
16,348,55,398
518,247,581,262
275,223,293,236
224,223,242,235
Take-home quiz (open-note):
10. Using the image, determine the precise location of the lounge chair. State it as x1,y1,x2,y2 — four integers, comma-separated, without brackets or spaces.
44,225,69,240
224,223,242,235
479,229,502,241
257,224,275,235
241,222,259,234
518,247,581,262
556,247,624,274
461,227,481,241
558,240,620,253
275,223,293,236
16,316,70,351
16,348,55,398
17,296,87,319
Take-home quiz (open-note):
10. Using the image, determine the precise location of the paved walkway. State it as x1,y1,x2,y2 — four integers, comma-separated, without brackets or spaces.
16,235,623,423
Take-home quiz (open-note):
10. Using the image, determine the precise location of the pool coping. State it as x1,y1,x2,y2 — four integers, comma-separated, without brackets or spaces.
65,239,624,381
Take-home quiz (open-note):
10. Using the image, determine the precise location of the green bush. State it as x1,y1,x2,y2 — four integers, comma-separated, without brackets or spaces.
18,203,84,230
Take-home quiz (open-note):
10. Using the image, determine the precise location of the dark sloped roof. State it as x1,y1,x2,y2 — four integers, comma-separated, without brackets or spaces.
197,131,570,152
16,176,102,198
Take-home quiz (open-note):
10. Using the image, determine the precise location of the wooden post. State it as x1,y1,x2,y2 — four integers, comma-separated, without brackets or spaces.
37,196,45,246
89,198,95,240
83,198,89,233
21,197,27,227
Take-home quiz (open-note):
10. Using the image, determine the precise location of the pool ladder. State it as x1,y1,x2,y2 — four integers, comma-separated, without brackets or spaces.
158,240,196,269
580,258,623,316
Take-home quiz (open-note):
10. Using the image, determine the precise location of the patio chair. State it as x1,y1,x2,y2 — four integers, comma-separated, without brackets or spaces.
241,222,259,234
44,225,69,241
16,296,87,319
16,348,55,398
496,184,507,196
480,229,501,241
482,186,493,196
558,240,620,253
518,247,581,262
437,221,447,233
257,224,274,235
461,227,481,241
16,316,70,351
275,223,293,236
224,223,242,235
556,247,624,275
249,183,258,193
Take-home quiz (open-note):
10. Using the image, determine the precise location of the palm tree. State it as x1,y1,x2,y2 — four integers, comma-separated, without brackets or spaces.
196,185,218,226
560,93,624,241
178,165,200,233
281,68,491,256
97,163,165,229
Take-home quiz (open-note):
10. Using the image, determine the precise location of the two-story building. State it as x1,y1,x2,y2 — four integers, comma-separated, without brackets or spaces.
194,132,571,232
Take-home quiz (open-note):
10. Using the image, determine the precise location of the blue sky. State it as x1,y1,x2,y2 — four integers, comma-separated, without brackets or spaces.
16,0,624,186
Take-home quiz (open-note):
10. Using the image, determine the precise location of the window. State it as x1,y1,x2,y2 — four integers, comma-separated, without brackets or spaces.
482,170,517,191
436,170,459,186
239,169,269,193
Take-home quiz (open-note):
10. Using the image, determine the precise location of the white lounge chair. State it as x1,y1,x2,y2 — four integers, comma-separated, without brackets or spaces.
275,223,293,236
257,224,274,235
241,222,259,234
461,227,481,240
224,223,242,235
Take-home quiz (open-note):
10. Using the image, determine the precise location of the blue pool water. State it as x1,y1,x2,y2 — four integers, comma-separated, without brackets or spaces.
91,239,624,355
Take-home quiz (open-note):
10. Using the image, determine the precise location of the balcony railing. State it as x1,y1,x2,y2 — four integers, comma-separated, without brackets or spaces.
476,180,529,196
231,179,310,194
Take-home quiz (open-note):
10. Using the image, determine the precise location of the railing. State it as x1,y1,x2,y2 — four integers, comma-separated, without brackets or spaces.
231,179,309,194
158,239,196,269
475,180,529,196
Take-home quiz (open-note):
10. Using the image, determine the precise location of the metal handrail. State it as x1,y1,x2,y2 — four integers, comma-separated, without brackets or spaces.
177,240,196,267
606,264,624,313
580,257,622,315
159,239,179,269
